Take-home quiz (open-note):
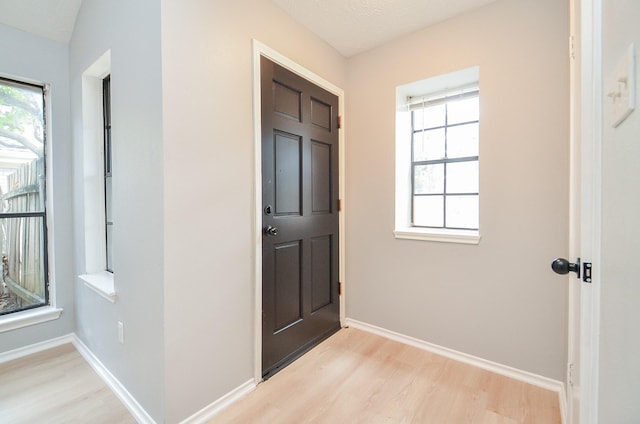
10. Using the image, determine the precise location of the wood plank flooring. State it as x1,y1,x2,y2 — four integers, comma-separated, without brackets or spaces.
212,328,561,423
0,343,136,424
0,329,561,423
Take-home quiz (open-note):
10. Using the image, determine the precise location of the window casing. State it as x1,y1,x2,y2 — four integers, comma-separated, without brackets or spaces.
78,50,116,302
395,66,480,244
0,77,49,316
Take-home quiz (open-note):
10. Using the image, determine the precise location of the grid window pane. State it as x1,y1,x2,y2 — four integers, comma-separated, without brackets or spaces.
446,195,479,229
447,96,479,125
0,82,45,214
447,123,479,159
413,128,445,161
414,164,444,194
106,223,113,272
413,195,443,227
409,84,479,231
105,175,112,222
446,161,479,194
412,104,445,130
0,216,47,314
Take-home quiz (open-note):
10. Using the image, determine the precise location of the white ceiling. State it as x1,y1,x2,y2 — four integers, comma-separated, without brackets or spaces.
0,0,81,43
272,0,498,57
0,0,497,56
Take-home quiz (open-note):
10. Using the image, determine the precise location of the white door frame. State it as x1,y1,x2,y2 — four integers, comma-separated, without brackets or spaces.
567,1,581,421
577,0,602,422
251,40,346,383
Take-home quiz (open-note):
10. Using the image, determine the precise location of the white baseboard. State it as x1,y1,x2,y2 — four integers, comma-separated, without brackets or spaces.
345,318,567,423
70,335,156,424
179,379,256,424
0,333,74,364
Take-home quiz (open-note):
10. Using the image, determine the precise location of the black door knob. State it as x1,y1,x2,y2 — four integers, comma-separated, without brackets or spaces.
551,257,580,278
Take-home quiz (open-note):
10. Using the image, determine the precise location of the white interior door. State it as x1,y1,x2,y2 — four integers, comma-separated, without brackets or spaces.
566,1,602,423
579,0,602,421
565,1,602,423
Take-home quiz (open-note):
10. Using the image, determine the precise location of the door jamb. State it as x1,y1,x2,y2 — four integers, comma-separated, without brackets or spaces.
251,40,346,384
567,0,580,421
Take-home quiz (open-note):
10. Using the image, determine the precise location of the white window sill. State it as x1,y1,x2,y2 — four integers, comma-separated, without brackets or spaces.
79,271,116,303
394,227,481,245
0,306,63,333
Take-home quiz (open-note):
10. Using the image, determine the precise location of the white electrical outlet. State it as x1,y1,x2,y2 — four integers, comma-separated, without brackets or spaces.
608,43,636,127
118,321,124,344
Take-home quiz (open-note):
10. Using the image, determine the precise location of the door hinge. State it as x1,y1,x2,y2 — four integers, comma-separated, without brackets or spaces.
569,35,576,60
568,362,574,386
338,282,343,296
337,115,343,129
583,262,592,283
337,198,342,212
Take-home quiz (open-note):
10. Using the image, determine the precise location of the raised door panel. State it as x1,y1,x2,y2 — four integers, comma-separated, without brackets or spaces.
273,241,302,332
274,132,302,216
311,141,332,214
310,235,332,312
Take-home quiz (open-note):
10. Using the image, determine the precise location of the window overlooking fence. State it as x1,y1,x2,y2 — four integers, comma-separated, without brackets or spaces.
0,77,49,315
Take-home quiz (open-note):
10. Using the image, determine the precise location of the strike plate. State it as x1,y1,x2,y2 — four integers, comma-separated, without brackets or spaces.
583,262,592,283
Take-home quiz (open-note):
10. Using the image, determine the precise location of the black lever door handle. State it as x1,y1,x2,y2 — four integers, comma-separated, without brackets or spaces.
551,257,580,278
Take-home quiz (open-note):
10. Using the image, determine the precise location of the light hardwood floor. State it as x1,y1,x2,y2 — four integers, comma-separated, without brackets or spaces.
0,329,561,424
0,343,136,424
212,328,561,424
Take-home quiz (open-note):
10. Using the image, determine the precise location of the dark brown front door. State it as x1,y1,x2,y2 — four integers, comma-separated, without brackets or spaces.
261,56,340,378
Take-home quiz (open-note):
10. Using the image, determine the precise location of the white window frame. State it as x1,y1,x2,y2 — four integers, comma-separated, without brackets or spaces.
0,74,62,332
395,67,481,245
102,75,113,273
78,51,116,302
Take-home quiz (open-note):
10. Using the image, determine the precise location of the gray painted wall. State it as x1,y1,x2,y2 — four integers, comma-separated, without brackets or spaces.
160,0,347,421
600,1,640,421
345,0,569,380
0,24,75,353
69,0,165,421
